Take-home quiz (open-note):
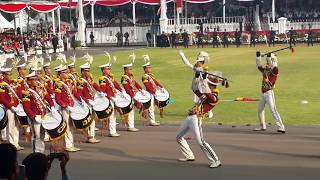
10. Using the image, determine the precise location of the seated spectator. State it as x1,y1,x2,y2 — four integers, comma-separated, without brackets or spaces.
22,152,70,180
0,143,18,180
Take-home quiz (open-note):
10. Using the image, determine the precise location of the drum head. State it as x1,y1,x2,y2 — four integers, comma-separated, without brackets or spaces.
42,112,62,130
155,89,170,102
15,104,27,117
134,90,151,103
70,104,90,121
93,93,110,111
0,106,5,119
115,92,132,108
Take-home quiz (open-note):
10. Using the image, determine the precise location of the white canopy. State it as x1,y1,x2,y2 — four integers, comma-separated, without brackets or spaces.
0,13,14,30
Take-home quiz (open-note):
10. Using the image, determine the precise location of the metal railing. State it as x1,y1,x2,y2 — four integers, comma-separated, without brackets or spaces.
168,16,245,25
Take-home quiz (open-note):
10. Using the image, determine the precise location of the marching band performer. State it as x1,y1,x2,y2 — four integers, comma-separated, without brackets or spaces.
121,55,140,132
141,55,162,126
98,55,123,137
255,52,286,133
79,60,101,143
41,54,56,96
55,65,81,152
176,74,222,168
14,55,31,137
22,71,55,153
0,61,24,150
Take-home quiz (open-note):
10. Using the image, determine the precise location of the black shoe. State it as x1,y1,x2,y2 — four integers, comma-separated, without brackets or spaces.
277,130,286,134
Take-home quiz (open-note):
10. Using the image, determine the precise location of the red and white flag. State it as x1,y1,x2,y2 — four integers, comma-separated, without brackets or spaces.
177,0,183,13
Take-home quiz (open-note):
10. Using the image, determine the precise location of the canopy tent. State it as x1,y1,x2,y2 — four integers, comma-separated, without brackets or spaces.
0,13,14,30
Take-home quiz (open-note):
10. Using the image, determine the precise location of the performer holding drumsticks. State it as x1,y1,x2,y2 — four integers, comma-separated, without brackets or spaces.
141,55,165,126
98,52,123,137
121,53,141,132
22,71,56,153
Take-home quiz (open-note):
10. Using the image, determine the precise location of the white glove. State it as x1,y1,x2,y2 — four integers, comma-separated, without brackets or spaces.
50,107,58,114
67,106,74,112
11,106,18,112
111,97,117,103
81,99,88,107
98,91,106,97
34,115,42,124
88,99,95,107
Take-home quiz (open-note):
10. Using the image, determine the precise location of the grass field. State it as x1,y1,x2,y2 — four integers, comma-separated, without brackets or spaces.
50,44,320,126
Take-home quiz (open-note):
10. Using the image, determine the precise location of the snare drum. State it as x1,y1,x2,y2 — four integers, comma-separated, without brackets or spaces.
70,101,92,129
155,88,170,108
93,93,113,119
14,104,29,127
134,90,152,109
42,111,66,140
0,106,7,130
114,92,133,115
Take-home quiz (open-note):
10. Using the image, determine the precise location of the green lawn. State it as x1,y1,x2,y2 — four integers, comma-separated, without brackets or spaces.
52,45,320,125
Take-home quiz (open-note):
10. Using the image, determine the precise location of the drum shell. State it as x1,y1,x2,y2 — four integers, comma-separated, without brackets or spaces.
117,101,134,115
156,99,169,108
15,115,29,127
0,112,7,130
95,104,113,119
142,99,152,109
44,119,67,140
71,113,93,129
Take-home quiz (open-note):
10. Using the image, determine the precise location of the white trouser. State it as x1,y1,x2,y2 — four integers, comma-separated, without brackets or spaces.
88,107,96,139
28,118,45,153
7,109,20,148
109,101,118,135
258,90,285,130
176,115,219,163
1,127,7,140
127,108,135,129
147,96,156,124
62,109,74,149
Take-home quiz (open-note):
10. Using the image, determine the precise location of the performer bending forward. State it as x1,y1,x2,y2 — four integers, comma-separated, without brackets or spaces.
176,75,221,168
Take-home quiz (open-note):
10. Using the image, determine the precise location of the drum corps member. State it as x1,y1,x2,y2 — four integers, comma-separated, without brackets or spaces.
0,62,24,150
55,65,81,152
22,71,55,153
176,74,222,168
141,55,162,126
98,58,123,137
121,55,140,132
255,52,286,133
79,61,101,143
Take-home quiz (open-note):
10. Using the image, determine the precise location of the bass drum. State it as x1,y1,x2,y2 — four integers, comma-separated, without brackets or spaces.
155,88,170,108
114,92,133,115
15,104,29,127
0,105,7,130
70,101,92,129
93,93,113,119
42,111,66,140
134,90,152,109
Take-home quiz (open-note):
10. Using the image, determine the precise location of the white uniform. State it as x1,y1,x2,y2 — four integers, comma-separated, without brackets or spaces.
256,55,285,131
176,114,220,163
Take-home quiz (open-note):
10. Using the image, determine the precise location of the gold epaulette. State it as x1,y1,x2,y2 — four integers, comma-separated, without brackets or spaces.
22,97,30,102
99,76,106,85
142,74,149,83
0,82,7,87
22,90,30,95
41,76,49,82
121,76,128,85
0,89,5,93
13,78,23,84
203,66,209,72
55,88,62,93
212,88,219,94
